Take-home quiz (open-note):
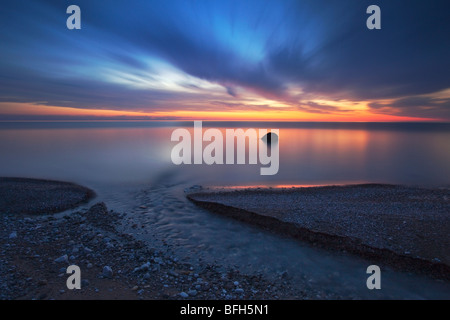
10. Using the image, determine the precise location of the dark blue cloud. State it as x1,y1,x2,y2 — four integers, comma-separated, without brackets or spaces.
369,96,450,119
1,0,449,119
264,0,450,101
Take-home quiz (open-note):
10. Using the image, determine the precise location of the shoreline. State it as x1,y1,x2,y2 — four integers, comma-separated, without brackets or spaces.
0,202,322,300
1,178,449,299
187,184,450,281
0,178,319,300
0,177,95,215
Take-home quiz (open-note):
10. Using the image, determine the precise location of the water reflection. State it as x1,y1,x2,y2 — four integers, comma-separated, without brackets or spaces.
0,122,449,187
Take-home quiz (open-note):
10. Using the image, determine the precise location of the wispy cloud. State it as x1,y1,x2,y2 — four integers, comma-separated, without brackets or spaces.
1,0,449,120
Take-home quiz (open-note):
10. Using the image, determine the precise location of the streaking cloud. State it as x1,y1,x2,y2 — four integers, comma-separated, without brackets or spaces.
0,0,449,121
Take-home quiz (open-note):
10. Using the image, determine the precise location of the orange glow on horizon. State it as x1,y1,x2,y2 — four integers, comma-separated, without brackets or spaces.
148,110,434,122
0,102,442,122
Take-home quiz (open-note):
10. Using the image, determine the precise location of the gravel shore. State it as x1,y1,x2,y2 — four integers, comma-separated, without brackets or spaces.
188,184,450,280
0,178,328,300
0,177,94,215
2,179,448,299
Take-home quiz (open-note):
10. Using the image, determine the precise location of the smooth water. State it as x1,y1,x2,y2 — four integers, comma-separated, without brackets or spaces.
0,121,449,299
1,121,449,188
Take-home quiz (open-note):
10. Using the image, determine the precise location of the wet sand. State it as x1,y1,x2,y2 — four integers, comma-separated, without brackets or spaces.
187,184,450,280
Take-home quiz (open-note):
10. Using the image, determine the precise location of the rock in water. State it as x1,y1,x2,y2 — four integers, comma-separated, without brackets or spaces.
261,132,278,146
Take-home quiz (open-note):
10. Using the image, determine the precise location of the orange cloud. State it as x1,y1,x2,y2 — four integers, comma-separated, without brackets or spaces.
0,102,438,122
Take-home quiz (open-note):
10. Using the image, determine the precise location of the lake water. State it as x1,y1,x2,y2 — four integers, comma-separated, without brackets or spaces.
0,121,449,299
1,121,449,188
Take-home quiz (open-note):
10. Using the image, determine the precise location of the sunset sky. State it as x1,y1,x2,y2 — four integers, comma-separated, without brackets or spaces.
1,0,449,122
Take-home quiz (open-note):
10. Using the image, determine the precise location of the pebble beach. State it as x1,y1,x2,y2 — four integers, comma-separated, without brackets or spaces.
188,184,450,280
1,179,449,299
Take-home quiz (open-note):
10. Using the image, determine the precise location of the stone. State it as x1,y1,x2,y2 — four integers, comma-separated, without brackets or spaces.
102,266,113,279
168,270,179,277
261,132,278,146
133,262,150,273
84,247,93,254
54,254,68,263
188,289,197,297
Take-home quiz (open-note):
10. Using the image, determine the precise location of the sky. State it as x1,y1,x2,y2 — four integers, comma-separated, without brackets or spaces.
0,0,449,122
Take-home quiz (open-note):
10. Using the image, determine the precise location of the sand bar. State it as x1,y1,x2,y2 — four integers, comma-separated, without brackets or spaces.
188,184,450,279
0,177,95,215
